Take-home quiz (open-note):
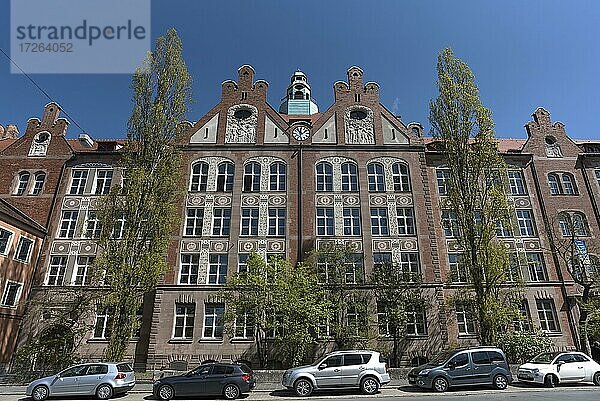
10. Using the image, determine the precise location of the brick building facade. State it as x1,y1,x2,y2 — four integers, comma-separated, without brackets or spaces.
1,66,597,370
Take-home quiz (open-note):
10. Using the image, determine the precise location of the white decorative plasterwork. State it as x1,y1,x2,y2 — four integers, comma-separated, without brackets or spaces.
333,194,344,236
514,198,531,208
367,156,411,193
344,106,374,144
225,104,258,144
187,195,207,207
28,131,51,157
258,195,269,237
243,156,287,192
189,156,234,193
267,240,286,253
202,195,215,237
316,238,362,252
63,198,81,209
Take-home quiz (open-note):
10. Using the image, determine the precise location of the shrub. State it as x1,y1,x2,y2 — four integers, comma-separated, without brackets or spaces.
496,331,554,365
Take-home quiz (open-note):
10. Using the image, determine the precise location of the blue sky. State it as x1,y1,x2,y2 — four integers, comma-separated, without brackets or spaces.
1,0,599,140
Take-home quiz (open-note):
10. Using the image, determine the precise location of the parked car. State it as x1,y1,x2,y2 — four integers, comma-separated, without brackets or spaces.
26,362,136,401
281,350,390,396
152,362,255,400
408,347,512,392
517,351,600,387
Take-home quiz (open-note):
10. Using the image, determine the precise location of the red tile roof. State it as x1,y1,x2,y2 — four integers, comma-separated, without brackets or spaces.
422,137,526,153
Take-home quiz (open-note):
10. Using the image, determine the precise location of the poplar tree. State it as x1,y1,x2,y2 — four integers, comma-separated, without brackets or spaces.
94,28,191,361
429,48,518,345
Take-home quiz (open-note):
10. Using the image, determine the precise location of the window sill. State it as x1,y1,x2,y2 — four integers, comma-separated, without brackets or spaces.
0,304,18,310
199,338,224,344
230,338,254,343
168,338,193,344
457,334,478,339
542,331,562,337
87,338,108,343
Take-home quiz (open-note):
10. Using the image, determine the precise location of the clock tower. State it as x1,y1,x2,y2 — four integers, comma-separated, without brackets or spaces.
279,70,319,115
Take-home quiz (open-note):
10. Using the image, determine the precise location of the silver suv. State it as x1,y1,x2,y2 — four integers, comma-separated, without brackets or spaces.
25,362,136,400
281,350,390,396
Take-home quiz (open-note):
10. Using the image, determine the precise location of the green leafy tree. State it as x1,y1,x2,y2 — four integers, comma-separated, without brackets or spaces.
370,259,424,367
222,254,330,368
429,48,519,345
496,331,554,365
94,28,191,361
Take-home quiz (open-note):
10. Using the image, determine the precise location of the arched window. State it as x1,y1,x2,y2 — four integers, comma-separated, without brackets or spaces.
14,172,30,196
367,163,385,192
31,172,46,195
269,162,286,191
572,212,589,236
316,162,333,192
548,173,561,195
341,162,358,192
294,91,304,100
243,162,261,192
558,212,571,237
216,162,234,192
190,162,209,192
561,174,576,195
392,162,411,192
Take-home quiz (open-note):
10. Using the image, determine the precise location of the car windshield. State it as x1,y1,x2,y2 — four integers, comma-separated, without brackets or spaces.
530,352,562,364
429,350,458,365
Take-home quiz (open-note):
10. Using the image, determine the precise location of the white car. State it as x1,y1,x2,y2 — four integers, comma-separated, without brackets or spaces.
517,351,600,387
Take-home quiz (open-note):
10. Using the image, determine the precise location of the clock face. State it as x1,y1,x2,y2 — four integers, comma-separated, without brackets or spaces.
293,126,310,141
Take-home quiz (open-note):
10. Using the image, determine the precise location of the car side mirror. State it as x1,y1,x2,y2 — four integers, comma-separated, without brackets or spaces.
318,364,327,370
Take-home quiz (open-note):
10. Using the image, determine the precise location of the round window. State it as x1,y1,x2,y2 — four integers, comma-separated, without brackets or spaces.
545,136,557,145
36,132,50,143
234,109,252,120
349,110,368,120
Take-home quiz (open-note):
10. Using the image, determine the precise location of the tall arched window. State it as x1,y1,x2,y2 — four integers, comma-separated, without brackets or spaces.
316,162,333,192
572,212,589,236
392,162,411,192
14,172,30,196
216,162,234,192
243,162,261,192
561,174,576,195
190,162,209,192
269,162,286,191
31,172,46,195
558,212,571,236
341,162,358,192
367,163,385,192
548,173,561,195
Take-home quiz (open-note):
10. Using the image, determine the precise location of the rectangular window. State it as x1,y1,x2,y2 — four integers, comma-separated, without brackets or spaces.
268,208,286,236
377,302,390,336
14,237,33,263
316,258,329,284
436,168,450,195
514,299,532,332
238,253,249,274
373,252,392,269
1,281,23,308
93,307,110,339
508,170,527,195
173,303,195,339
94,170,113,195
442,210,460,237
396,207,415,235
47,256,68,285
180,254,200,285
112,214,126,239
346,305,368,337
495,219,513,238
316,207,334,236
399,252,420,277
0,228,13,255
456,302,476,336
449,253,469,283
74,256,94,286
343,208,361,236
536,299,560,333
69,169,88,195
184,208,204,237
58,211,79,239
234,312,254,338
506,253,522,282
85,211,102,239
212,208,231,236
203,303,225,338
370,207,389,236
595,169,600,188
345,254,364,284
240,208,259,236
406,304,427,336
527,252,548,282
516,209,536,237
208,254,228,284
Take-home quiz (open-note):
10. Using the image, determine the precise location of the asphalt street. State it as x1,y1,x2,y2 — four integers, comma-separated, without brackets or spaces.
1,384,599,401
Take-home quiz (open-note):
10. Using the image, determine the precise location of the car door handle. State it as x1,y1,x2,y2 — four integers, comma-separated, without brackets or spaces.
334,369,340,372
359,366,366,370
465,368,471,371
473,367,479,370
578,366,584,369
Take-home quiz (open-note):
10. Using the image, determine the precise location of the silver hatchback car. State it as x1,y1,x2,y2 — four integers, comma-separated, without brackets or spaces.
282,350,390,396
26,362,136,400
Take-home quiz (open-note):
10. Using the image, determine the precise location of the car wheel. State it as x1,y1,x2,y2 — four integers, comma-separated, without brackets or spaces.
432,376,449,393
157,384,175,401
544,374,558,388
593,372,600,386
360,376,379,395
493,374,508,390
294,378,313,397
31,385,49,401
223,384,240,400
95,384,113,400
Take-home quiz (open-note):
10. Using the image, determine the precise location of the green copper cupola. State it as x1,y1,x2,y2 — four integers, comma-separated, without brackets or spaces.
279,70,319,115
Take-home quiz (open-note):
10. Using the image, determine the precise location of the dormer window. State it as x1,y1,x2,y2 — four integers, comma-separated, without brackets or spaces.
233,109,252,120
